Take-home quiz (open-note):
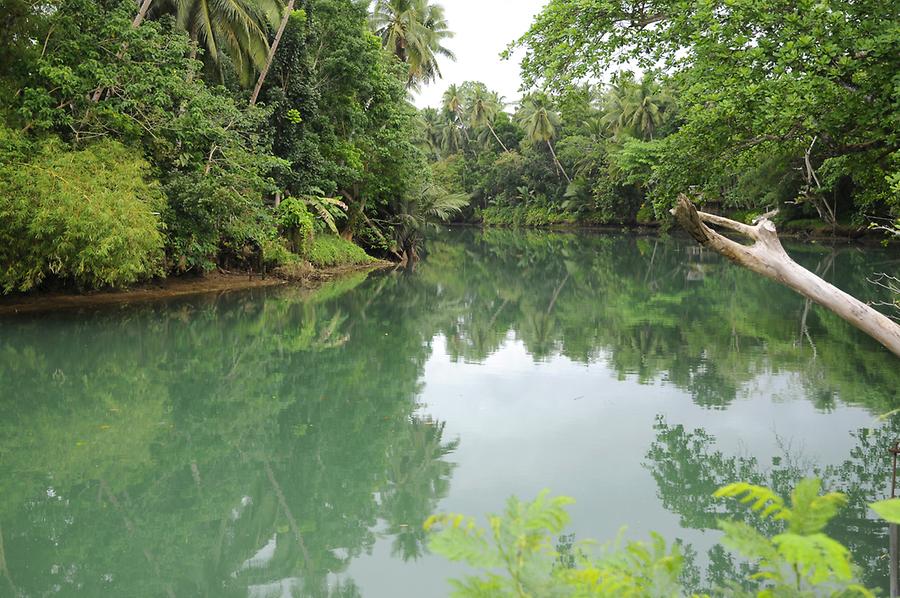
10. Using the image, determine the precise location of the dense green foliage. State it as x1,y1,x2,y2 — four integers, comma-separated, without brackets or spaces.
0,0,460,293
306,234,377,267
418,0,898,232
496,0,900,231
277,196,315,254
0,135,165,291
427,478,883,596
419,77,682,226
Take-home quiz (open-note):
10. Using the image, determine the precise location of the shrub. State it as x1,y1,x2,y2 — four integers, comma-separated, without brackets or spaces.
260,236,299,269
277,196,316,255
0,138,164,292
161,171,277,274
307,235,375,268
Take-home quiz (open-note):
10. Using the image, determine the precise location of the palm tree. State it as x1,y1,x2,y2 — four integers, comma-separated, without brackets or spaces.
601,72,669,140
516,93,571,183
440,83,470,152
439,115,464,155
467,84,509,152
250,0,295,105
418,107,443,159
152,0,282,85
389,184,468,263
601,71,635,137
371,0,455,88
442,83,465,120
624,73,668,140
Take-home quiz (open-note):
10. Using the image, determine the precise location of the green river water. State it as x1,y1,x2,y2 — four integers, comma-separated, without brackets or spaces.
0,229,898,597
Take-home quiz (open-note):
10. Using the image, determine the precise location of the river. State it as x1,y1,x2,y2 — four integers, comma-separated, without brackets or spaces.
0,228,898,596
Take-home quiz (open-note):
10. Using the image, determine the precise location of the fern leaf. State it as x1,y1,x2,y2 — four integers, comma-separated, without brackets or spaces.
772,532,853,584
714,482,789,521
427,514,503,568
718,520,780,564
787,478,847,535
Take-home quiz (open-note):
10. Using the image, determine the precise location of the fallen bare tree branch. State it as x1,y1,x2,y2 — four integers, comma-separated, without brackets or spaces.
671,194,900,358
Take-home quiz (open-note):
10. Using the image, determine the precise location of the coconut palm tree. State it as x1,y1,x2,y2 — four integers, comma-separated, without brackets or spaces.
250,0,295,105
439,116,464,155
601,71,669,140
467,84,509,152
442,83,465,120
441,83,470,149
370,0,455,88
516,93,571,183
418,107,444,159
600,71,636,137
624,73,668,140
152,0,282,85
388,184,468,263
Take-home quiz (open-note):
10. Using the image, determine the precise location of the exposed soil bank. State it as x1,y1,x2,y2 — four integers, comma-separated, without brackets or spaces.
0,262,392,316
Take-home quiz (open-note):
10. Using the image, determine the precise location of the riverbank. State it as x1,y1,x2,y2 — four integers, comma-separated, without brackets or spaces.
0,261,393,316
468,220,890,243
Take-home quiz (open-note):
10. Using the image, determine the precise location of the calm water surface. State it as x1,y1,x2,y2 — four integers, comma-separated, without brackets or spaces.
1,229,898,597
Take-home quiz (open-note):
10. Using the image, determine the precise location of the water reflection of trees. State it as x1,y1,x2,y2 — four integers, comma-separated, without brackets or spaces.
0,229,896,595
0,275,457,596
421,229,899,412
645,417,899,591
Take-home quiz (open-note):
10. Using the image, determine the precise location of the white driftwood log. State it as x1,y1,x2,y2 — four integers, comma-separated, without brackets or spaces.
671,194,900,358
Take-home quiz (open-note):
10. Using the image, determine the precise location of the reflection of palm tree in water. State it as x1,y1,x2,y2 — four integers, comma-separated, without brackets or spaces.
380,419,459,561
520,273,569,359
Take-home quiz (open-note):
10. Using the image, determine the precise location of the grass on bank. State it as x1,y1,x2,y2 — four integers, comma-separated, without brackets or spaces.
306,235,378,268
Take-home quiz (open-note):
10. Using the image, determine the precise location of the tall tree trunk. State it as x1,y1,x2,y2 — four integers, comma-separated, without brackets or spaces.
546,140,571,183
249,0,295,106
671,194,900,357
487,122,509,152
132,0,153,28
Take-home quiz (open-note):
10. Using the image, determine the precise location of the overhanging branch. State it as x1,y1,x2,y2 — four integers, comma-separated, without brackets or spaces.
672,194,900,357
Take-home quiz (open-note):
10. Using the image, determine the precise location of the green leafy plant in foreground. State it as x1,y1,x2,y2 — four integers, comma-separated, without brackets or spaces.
427,479,891,597
425,491,684,597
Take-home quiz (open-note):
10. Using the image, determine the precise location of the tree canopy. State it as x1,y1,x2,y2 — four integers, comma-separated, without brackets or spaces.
509,0,899,226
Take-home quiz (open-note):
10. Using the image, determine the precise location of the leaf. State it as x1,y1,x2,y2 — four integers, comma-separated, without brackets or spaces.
718,520,780,564
447,575,511,598
787,478,847,535
427,515,502,568
773,532,853,584
714,482,789,521
870,498,900,524
519,490,574,535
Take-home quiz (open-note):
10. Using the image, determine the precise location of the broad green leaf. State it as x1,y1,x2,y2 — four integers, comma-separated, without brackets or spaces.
870,498,900,524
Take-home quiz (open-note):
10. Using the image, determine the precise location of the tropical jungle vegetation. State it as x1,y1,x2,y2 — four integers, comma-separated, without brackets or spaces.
1,0,898,594
0,0,464,293
420,0,898,233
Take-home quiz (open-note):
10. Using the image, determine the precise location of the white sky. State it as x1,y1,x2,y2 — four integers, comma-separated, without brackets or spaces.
412,0,549,110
